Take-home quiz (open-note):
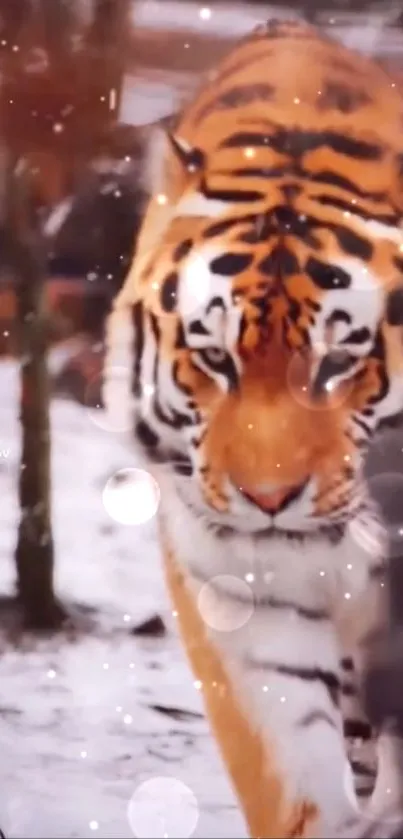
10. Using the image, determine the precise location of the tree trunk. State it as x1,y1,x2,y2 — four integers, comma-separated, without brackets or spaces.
5,157,64,629
0,0,132,629
86,0,132,119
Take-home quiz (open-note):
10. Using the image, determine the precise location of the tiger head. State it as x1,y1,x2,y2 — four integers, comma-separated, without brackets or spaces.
105,22,403,540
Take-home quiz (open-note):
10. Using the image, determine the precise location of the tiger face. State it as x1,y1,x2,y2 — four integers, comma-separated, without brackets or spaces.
105,19,403,540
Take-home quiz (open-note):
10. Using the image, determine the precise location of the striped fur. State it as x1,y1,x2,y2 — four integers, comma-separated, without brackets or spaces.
105,19,403,838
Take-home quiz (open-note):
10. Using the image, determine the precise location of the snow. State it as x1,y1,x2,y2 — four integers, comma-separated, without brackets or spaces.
132,1,277,38
131,0,403,53
119,69,198,128
0,361,245,839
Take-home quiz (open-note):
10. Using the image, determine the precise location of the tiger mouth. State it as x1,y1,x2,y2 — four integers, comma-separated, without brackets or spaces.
172,471,345,544
215,522,346,545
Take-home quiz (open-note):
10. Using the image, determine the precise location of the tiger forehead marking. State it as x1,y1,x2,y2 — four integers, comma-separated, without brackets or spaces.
157,234,384,378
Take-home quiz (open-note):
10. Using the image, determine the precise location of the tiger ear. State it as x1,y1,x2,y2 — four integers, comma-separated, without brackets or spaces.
386,285,403,325
167,132,205,173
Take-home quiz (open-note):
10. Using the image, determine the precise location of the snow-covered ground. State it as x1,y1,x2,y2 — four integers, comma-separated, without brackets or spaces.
0,361,245,839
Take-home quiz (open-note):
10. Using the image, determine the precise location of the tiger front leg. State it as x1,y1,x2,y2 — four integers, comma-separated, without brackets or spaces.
163,543,367,839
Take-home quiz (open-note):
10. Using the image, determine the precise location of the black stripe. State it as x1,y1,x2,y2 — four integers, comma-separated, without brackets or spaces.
188,319,210,336
204,212,272,243
220,129,383,161
386,287,403,326
202,197,372,259
149,312,160,389
309,170,386,201
218,131,273,150
153,396,193,430
306,256,351,290
328,309,351,326
160,272,178,312
246,661,340,704
260,597,329,621
135,418,159,450
201,178,264,203
352,415,372,437
135,419,193,476
210,252,254,276
203,217,241,238
195,82,275,124
317,81,372,114
228,166,286,178
298,710,338,729
206,295,226,315
172,454,193,476
350,759,377,778
197,349,239,391
258,245,299,277
329,223,373,260
344,719,373,740
312,353,354,399
174,321,186,350
341,656,354,671
314,194,398,225
187,565,329,621
132,301,144,399
340,327,371,345
173,238,193,262
222,163,387,206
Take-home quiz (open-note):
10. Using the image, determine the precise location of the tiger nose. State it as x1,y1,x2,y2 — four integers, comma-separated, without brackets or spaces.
238,480,308,513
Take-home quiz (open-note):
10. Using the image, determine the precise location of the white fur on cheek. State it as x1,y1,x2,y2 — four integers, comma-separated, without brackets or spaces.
351,217,403,248
310,259,384,351
178,246,243,356
174,191,230,218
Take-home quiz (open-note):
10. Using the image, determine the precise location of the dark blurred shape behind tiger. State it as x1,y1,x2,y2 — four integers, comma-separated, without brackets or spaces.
0,137,148,406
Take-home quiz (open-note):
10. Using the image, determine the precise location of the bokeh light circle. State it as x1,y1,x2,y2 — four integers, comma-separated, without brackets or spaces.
127,776,199,838
102,468,160,526
286,347,354,412
86,365,132,433
197,574,254,632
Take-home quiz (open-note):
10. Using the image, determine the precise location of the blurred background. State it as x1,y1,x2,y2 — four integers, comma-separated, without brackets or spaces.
1,2,403,838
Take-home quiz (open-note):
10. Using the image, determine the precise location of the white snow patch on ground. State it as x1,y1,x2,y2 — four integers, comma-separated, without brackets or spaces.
0,361,245,839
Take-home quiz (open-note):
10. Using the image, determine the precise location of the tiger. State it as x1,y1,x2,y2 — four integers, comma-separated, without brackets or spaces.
104,18,403,839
